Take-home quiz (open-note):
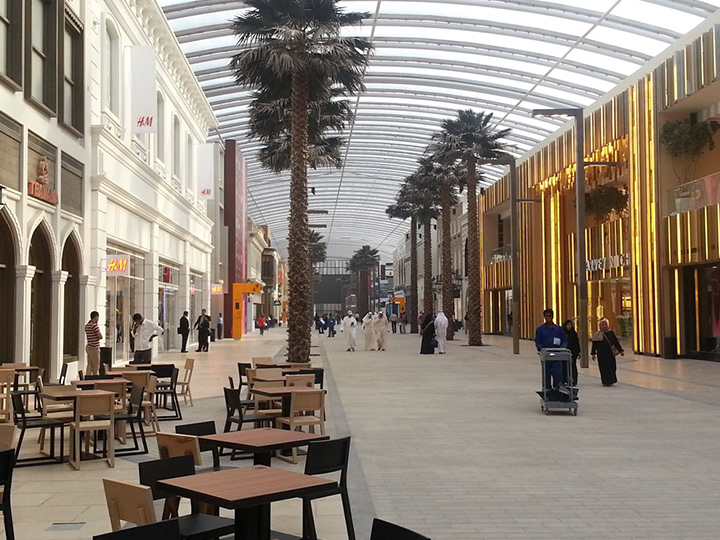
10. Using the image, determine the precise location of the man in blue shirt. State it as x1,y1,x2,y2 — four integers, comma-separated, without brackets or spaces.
535,308,567,389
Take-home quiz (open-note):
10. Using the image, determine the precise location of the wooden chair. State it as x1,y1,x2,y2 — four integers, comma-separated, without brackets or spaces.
156,432,202,466
138,454,195,519
93,519,181,540
251,357,273,367
275,389,325,463
0,370,15,422
223,387,273,434
0,448,16,540
154,367,182,421
107,384,148,456
302,437,355,540
120,371,151,393
0,424,15,451
141,375,160,435
175,421,219,469
251,381,284,418
36,378,73,454
69,392,115,470
370,518,430,540
103,477,234,540
176,357,195,406
285,374,316,388
11,392,64,466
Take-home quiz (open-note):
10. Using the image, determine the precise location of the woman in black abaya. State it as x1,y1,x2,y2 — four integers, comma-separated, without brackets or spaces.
420,313,436,354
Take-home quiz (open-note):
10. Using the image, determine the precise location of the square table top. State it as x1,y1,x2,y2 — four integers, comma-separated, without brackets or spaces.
252,386,325,397
71,379,130,388
157,465,335,510
41,386,114,401
199,427,328,452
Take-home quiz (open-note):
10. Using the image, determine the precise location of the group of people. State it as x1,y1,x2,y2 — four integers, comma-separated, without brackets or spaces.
179,308,220,353
535,308,625,388
361,312,389,351
419,311,449,354
314,313,339,337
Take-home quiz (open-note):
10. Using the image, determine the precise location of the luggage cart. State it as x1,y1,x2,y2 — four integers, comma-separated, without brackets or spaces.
538,348,578,415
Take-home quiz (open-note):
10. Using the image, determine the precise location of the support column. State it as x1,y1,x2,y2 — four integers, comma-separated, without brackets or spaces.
15,265,36,364
146,224,160,359
50,270,69,380
79,275,97,370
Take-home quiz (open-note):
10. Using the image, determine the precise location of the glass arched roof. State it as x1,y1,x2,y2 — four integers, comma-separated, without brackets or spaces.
158,0,720,261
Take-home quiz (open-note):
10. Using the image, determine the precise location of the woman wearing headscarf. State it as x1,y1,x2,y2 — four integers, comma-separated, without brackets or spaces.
562,319,580,385
420,313,436,354
434,311,449,354
591,318,624,386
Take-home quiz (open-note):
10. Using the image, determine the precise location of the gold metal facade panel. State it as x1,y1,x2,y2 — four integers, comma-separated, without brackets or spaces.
665,204,720,265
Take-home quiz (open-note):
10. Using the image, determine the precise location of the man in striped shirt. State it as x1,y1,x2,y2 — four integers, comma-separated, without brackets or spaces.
84,311,103,375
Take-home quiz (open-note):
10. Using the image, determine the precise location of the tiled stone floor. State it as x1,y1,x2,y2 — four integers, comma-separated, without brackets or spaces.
6,327,720,540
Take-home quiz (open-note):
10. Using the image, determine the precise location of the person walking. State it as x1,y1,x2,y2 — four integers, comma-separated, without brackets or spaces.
216,313,223,340
327,314,336,337
399,311,407,334
534,308,567,389
374,312,389,351
362,312,376,350
257,314,267,336
434,310,449,354
178,311,190,353
389,312,398,333
420,313,436,354
591,318,624,386
341,310,357,351
131,313,163,363
195,314,210,352
84,311,103,375
563,319,580,385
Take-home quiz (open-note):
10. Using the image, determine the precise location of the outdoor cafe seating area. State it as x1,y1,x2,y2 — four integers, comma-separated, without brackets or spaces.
0,356,430,540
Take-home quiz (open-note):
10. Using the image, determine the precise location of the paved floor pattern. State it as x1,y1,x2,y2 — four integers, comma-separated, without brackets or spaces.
5,327,720,540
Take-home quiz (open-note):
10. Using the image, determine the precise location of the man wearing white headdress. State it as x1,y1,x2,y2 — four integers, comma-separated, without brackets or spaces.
373,312,389,351
341,310,357,351
434,310,449,354
362,312,376,351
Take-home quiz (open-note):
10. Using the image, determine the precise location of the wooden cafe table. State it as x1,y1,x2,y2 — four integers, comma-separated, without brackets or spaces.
199,427,328,466
158,465,335,540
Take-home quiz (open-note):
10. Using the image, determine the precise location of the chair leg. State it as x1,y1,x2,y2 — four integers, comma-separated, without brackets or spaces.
340,490,357,540
302,498,318,540
4,503,15,540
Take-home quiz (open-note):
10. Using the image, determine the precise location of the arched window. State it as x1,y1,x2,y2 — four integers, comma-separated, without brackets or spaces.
186,135,193,193
103,20,120,116
156,92,165,163
172,116,181,180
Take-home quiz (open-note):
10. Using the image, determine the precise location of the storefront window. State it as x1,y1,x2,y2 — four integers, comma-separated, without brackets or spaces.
105,248,144,364
588,278,632,343
158,263,179,352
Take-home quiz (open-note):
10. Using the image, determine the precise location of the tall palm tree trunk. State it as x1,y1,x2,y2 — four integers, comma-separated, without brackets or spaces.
357,270,369,315
441,186,455,340
287,71,311,362
466,154,483,345
410,216,419,333
423,220,434,314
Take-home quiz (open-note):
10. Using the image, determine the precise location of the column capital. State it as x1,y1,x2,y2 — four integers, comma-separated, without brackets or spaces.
79,275,97,287
15,265,36,280
51,270,69,284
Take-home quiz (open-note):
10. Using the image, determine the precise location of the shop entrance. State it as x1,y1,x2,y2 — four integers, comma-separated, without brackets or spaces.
588,278,632,345
62,236,80,364
684,265,720,359
29,225,52,374
0,211,16,363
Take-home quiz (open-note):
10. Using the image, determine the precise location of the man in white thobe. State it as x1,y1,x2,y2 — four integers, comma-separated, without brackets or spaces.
362,312,376,350
341,310,357,351
434,311,449,354
374,312,389,351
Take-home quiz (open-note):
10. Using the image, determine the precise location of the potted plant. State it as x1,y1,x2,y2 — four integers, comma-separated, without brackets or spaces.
585,184,629,223
659,117,720,183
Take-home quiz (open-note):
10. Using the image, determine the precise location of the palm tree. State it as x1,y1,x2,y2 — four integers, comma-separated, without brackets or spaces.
230,0,371,362
407,170,441,315
431,110,511,346
418,154,462,340
346,245,380,315
386,191,419,334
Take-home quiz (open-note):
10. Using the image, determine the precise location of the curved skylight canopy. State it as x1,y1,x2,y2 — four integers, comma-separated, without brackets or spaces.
159,0,720,261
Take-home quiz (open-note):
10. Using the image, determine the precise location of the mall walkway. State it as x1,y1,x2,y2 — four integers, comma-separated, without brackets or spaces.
8,327,720,540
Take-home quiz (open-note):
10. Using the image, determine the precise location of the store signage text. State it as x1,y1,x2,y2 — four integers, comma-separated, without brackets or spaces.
211,283,225,295
586,253,630,272
107,257,130,276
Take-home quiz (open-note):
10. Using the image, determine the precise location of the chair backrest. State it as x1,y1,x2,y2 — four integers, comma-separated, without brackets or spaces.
138,454,195,500
36,367,45,383
227,376,235,389
182,358,194,383
156,432,202,466
0,424,15,451
169,367,179,389
297,368,324,388
58,362,68,385
146,374,157,396
95,381,127,411
0,370,15,389
103,478,157,531
237,362,251,379
285,374,315,388
93,519,181,540
289,389,324,416
75,392,115,420
370,519,430,540
121,371,151,390
84,375,112,380
251,357,273,366
248,368,283,382
175,421,217,453
0,449,15,504
223,386,243,416
78,370,84,380
127,384,144,415
150,364,175,379
10,392,27,426
305,436,351,484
